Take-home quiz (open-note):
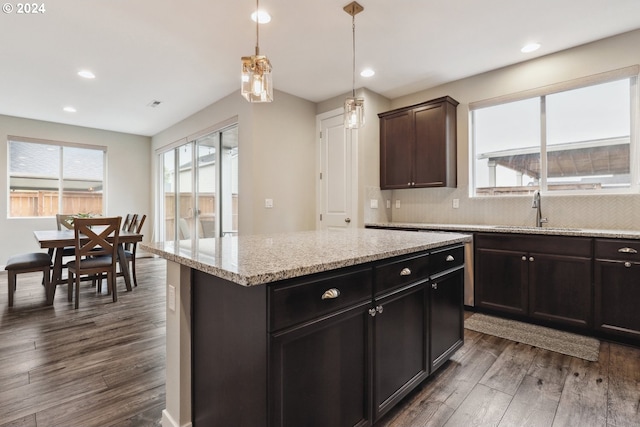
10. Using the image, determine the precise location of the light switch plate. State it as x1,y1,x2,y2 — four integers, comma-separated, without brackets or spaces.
453,198,460,209
395,200,401,209
386,200,391,209
265,198,273,208
370,199,378,209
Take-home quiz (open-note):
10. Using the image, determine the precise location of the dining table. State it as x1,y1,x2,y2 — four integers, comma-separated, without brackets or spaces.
33,229,143,304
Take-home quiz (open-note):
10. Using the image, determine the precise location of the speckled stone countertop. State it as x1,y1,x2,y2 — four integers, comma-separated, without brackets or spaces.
140,228,471,286
365,222,640,239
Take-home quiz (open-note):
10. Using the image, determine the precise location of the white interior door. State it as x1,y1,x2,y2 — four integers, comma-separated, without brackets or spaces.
318,110,357,230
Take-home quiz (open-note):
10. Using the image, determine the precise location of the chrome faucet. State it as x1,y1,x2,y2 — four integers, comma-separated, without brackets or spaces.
531,190,548,227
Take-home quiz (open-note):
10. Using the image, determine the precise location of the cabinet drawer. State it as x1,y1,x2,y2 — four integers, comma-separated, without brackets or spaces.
374,252,429,296
595,239,640,261
430,245,464,275
269,267,372,331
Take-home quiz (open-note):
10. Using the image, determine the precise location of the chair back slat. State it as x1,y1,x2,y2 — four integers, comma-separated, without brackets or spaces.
56,214,75,230
73,217,122,259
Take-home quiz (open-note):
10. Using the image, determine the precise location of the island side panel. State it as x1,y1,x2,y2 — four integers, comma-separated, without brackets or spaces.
192,269,268,427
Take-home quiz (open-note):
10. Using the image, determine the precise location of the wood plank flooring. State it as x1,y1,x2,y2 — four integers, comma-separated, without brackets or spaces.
1,257,639,427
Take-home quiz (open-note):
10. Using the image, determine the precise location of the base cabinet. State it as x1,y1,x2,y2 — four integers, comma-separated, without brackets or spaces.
373,281,429,421
594,239,640,340
475,233,592,329
193,245,465,427
270,303,372,427
429,266,464,372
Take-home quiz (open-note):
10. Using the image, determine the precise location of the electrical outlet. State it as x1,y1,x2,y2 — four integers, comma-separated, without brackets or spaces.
370,199,378,209
395,200,401,209
265,198,273,208
168,285,176,312
452,198,460,209
386,200,391,209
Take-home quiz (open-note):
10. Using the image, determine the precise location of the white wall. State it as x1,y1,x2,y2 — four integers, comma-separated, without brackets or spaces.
0,114,151,265
368,29,640,230
151,89,317,237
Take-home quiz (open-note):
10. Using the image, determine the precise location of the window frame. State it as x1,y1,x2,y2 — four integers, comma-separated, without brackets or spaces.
469,65,640,197
7,136,107,218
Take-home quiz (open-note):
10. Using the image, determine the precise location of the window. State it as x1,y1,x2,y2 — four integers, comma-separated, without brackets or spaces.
8,137,105,217
471,69,637,196
158,123,238,240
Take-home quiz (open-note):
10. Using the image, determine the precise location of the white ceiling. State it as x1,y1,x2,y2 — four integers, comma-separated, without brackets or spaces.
2,0,640,137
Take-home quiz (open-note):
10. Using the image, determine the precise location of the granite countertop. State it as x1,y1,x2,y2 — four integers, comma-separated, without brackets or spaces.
141,228,471,286
365,222,640,239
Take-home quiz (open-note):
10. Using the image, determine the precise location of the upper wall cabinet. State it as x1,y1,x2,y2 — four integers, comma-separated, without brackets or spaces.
379,96,459,189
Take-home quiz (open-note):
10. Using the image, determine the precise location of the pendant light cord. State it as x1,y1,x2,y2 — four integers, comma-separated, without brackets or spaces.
351,15,356,97
255,0,260,55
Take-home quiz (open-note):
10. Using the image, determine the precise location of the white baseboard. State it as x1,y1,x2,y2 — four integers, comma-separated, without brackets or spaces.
162,409,192,427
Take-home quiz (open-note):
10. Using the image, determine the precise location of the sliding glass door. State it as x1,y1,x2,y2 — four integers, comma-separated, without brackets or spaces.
159,124,238,242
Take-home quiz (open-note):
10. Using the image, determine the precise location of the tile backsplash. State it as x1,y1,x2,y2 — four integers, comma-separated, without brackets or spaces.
364,186,640,231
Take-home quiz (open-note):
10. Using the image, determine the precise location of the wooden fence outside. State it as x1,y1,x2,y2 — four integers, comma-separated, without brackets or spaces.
9,191,103,217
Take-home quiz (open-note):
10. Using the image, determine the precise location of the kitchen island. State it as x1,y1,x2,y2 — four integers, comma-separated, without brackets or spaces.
142,228,471,427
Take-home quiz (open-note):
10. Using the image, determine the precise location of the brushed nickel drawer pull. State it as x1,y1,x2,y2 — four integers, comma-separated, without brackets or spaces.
625,262,632,268
432,283,438,290
368,308,377,317
400,268,412,276
446,255,454,261
618,247,638,254
321,288,340,300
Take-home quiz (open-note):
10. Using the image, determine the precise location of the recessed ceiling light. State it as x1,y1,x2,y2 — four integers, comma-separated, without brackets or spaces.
251,10,271,23
77,70,96,79
360,68,375,78
521,43,541,53
63,106,77,113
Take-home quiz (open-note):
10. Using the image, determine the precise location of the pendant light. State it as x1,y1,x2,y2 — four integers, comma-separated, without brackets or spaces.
344,1,364,128
241,0,273,103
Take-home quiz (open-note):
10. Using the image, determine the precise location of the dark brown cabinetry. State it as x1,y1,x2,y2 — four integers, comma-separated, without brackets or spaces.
594,239,640,340
372,253,430,421
379,96,458,189
429,245,464,372
475,233,592,329
193,245,465,427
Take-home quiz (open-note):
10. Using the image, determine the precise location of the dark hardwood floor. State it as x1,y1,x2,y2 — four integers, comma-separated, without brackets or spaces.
1,257,639,427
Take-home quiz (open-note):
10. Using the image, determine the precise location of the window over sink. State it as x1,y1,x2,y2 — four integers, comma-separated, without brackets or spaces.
470,66,638,197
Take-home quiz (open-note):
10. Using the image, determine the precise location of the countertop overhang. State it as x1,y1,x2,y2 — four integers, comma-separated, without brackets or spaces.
141,228,471,286
366,222,640,239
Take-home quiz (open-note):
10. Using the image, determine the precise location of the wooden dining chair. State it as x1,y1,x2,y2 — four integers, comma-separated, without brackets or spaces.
123,214,146,287
122,214,138,233
67,216,122,309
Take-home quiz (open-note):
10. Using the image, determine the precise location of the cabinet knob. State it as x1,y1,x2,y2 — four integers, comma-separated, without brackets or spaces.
618,247,638,254
529,257,534,262
446,255,454,262
368,308,377,317
432,283,438,290
522,256,527,261
376,305,384,314
625,262,632,268
344,217,351,223
400,267,412,276
321,288,340,300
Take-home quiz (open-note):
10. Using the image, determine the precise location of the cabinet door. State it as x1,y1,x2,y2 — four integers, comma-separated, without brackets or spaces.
475,247,528,315
594,260,640,339
413,103,446,187
374,281,429,421
430,267,464,372
529,252,592,328
270,302,372,427
380,110,413,189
